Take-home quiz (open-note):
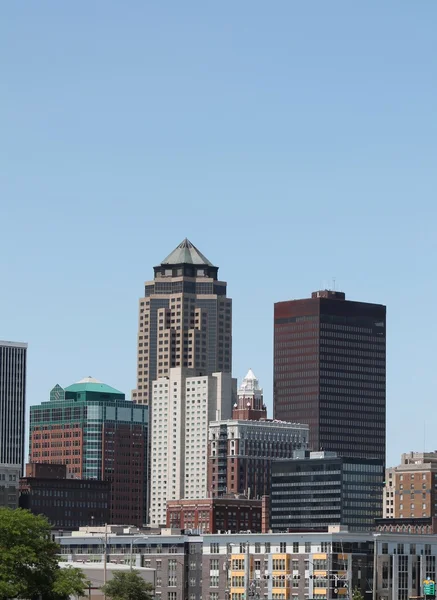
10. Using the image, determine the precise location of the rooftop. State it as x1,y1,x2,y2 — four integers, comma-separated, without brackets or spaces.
161,238,215,267
238,368,263,396
65,376,123,395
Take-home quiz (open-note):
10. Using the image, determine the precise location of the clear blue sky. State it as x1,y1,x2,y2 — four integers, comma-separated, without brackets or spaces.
1,2,436,467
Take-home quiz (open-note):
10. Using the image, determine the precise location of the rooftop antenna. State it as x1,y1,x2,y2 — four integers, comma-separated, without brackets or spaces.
333,277,336,291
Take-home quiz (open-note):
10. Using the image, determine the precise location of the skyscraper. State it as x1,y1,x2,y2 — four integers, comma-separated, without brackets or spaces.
0,340,27,508
150,368,235,526
132,238,232,405
29,377,148,526
274,289,386,461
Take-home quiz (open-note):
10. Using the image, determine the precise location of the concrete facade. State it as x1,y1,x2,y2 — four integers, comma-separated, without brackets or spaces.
58,528,437,600
208,419,309,499
150,368,235,525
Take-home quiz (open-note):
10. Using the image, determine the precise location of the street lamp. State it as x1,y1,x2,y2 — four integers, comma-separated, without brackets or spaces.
130,536,147,571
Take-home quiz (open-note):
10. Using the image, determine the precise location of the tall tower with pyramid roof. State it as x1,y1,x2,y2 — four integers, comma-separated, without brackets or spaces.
132,239,232,405
232,368,267,420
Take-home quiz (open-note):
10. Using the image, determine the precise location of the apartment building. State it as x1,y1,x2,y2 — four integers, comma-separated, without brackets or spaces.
58,528,437,600
384,452,437,519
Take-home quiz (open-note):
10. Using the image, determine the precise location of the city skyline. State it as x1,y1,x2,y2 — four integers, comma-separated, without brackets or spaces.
2,6,436,470
8,234,431,470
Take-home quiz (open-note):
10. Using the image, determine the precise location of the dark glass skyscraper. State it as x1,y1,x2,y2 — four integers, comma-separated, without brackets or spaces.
0,341,27,468
274,290,386,462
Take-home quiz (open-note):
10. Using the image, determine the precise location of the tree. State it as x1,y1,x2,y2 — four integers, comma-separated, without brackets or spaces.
352,586,365,600
101,571,155,600
51,566,90,600
0,507,89,600
0,507,59,600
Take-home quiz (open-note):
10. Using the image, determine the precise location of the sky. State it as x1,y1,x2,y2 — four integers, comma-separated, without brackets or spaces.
1,2,436,467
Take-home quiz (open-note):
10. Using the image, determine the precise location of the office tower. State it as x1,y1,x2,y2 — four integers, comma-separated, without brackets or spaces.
207,369,309,498
383,452,437,520
274,289,386,461
132,238,232,405
19,463,110,530
0,340,27,508
270,451,384,532
150,368,235,526
29,377,148,526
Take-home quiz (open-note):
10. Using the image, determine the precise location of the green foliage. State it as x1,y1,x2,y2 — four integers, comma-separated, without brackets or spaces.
0,507,89,600
0,507,59,600
51,566,90,599
352,586,365,600
101,570,155,600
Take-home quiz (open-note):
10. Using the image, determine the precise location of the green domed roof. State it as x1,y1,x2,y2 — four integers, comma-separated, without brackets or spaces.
65,376,123,395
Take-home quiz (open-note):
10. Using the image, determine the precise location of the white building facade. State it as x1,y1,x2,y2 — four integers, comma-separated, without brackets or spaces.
150,367,235,525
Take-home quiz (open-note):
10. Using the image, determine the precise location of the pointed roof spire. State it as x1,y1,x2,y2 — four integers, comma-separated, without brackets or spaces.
238,368,263,396
161,238,215,266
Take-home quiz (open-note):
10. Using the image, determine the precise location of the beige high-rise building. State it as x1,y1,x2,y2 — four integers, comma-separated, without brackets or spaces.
132,239,232,405
150,368,235,525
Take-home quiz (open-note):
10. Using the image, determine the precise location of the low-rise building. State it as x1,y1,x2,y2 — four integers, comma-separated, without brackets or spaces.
0,463,20,509
59,562,155,600
19,463,110,530
166,496,263,533
375,516,437,535
58,526,202,600
58,528,437,600
384,452,437,519
270,451,384,532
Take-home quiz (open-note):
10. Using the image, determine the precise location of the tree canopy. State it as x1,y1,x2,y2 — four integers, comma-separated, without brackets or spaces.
52,566,89,599
352,587,365,600
101,571,155,600
0,507,88,600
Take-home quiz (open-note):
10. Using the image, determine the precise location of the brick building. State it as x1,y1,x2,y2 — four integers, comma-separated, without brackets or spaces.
384,452,437,519
208,369,308,498
19,463,110,530
29,377,148,526
375,517,437,535
166,496,263,534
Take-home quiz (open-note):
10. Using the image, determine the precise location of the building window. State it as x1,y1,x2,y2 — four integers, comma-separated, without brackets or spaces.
210,543,219,554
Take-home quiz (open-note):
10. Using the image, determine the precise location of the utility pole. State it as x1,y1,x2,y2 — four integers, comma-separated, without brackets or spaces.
103,523,108,600
372,536,378,600
245,542,250,600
